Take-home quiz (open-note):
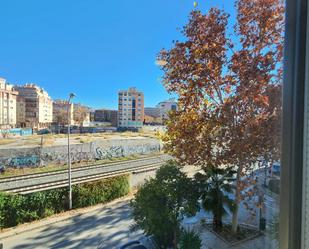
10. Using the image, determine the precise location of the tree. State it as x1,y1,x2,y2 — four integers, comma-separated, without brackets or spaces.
195,164,236,231
73,104,90,127
157,0,284,234
54,108,68,133
130,161,199,248
179,229,202,249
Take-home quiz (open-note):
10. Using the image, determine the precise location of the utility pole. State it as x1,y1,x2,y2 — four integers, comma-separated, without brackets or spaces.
67,93,75,210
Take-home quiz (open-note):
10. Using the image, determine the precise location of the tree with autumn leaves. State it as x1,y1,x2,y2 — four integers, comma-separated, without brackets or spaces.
157,0,284,234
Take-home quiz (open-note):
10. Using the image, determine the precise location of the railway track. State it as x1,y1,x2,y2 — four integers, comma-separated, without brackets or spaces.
0,154,171,194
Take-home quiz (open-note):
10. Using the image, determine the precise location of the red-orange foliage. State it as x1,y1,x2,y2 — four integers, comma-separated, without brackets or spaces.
158,0,284,232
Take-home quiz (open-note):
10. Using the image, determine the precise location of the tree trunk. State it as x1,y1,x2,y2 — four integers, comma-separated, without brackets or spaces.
231,201,239,234
173,230,177,249
232,167,241,234
213,212,223,231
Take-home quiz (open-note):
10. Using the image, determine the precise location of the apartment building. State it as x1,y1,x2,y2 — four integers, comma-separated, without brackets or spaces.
144,107,160,118
118,87,144,128
156,98,177,122
14,84,53,129
16,96,26,127
53,100,74,125
94,109,118,127
0,78,17,128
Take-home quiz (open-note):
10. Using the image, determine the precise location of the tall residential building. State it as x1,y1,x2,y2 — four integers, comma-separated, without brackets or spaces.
16,96,26,127
118,87,144,128
53,100,74,125
14,84,53,129
94,109,118,127
0,78,17,128
156,98,178,122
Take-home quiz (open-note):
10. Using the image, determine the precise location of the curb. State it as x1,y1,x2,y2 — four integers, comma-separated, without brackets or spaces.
0,195,134,241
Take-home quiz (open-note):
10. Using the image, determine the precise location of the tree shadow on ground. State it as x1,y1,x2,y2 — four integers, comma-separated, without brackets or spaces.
8,201,143,249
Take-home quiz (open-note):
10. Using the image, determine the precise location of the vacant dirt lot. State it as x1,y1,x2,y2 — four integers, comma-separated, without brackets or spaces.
0,131,159,149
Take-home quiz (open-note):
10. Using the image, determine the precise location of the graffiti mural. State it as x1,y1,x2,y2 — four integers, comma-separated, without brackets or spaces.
95,146,124,160
7,155,40,168
0,139,162,168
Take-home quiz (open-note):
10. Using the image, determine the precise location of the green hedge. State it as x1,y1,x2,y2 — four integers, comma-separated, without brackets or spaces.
0,174,130,228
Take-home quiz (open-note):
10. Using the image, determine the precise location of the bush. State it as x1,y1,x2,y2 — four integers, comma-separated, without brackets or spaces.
179,229,202,249
0,174,130,228
73,175,130,208
130,161,199,248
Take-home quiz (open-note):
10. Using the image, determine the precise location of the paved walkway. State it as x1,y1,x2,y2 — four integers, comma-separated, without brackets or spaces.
196,225,278,249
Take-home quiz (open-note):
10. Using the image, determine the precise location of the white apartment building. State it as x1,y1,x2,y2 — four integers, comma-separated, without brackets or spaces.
14,84,53,129
0,78,17,128
118,87,144,128
156,98,178,122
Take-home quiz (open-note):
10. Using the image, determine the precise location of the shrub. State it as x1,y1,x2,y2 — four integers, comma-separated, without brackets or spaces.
0,174,130,228
130,161,199,248
73,175,130,208
0,193,24,227
179,229,202,249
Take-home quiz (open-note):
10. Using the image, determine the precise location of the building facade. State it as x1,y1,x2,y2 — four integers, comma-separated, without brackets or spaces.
94,109,118,127
156,98,177,122
118,87,144,128
0,78,17,128
16,96,26,127
14,84,53,129
144,107,160,118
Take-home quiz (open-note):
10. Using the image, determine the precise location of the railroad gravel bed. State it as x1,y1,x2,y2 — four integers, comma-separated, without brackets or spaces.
0,155,171,193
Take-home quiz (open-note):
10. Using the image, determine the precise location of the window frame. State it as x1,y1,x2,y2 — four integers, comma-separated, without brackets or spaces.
280,0,308,248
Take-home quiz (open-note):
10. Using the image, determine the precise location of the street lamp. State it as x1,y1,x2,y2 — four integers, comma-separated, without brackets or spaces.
67,93,75,210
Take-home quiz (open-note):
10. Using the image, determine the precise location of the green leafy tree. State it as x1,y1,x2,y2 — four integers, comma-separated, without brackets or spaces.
130,161,199,248
179,229,202,249
195,164,236,231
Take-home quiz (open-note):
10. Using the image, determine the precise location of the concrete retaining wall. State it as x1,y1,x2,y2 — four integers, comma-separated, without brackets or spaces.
0,138,162,168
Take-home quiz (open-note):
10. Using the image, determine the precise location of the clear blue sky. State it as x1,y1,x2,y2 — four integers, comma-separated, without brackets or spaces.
0,0,233,109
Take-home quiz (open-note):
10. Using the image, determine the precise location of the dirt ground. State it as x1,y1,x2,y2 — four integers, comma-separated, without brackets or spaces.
0,131,159,149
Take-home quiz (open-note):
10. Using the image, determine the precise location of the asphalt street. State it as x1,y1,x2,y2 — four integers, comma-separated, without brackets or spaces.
1,200,142,249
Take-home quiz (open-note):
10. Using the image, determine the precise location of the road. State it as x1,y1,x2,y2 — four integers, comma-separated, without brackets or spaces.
1,200,142,249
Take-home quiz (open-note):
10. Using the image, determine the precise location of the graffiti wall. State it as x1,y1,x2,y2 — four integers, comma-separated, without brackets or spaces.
0,138,162,168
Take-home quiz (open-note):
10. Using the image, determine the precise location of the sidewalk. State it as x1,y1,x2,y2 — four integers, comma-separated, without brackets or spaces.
199,227,277,249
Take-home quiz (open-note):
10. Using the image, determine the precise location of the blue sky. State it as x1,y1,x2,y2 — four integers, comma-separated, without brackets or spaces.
0,0,234,109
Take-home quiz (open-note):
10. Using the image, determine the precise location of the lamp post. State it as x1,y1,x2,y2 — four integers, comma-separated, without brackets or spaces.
67,93,75,210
